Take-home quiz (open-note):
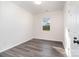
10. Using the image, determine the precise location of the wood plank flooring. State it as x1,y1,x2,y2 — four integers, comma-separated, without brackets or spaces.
0,39,66,57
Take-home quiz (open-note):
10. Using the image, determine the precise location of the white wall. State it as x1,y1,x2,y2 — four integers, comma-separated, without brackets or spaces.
0,2,34,53
34,11,64,42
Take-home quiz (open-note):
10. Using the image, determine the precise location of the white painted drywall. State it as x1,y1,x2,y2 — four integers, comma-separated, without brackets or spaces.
0,2,34,53
34,11,64,42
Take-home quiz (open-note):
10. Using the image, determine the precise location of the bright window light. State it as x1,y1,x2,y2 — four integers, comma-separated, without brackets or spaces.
34,1,42,5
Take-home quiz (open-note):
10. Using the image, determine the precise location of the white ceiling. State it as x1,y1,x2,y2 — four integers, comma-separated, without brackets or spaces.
13,1,65,14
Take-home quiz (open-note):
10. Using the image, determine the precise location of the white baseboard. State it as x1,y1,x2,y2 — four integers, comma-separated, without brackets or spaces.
33,38,63,43
0,37,64,54
0,38,32,53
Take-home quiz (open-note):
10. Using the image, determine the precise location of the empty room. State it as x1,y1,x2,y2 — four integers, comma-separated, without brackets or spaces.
0,1,65,57
0,1,79,57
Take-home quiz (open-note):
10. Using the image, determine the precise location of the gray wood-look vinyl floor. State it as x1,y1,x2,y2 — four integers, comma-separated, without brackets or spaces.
0,39,66,57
